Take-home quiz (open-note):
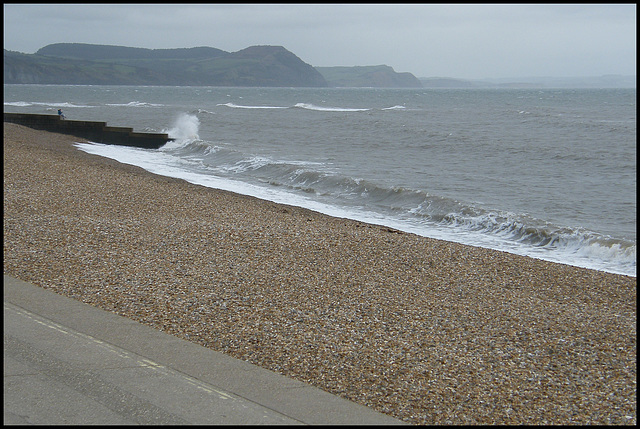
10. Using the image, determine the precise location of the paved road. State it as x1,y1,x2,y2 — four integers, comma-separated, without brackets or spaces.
4,275,406,425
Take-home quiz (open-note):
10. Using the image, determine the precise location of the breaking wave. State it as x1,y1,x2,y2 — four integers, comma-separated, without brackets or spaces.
161,113,201,147
294,103,370,112
217,102,288,109
4,101,94,108
70,101,635,278
106,101,165,107
217,102,384,112
152,127,635,276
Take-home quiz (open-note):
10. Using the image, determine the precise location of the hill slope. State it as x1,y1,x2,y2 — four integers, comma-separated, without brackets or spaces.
36,44,227,61
3,49,166,85
5,43,328,87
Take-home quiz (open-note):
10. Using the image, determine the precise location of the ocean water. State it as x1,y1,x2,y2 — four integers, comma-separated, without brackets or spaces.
4,85,636,277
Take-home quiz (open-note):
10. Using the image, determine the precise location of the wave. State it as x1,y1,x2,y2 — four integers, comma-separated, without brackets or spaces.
164,136,636,276
4,101,32,107
436,209,635,253
161,113,201,147
76,129,636,276
194,108,216,115
72,110,633,276
217,102,369,111
217,102,288,109
4,101,94,108
216,102,407,112
294,103,370,112
105,101,164,107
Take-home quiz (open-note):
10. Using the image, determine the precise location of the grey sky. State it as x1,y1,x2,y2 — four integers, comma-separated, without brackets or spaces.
3,3,636,79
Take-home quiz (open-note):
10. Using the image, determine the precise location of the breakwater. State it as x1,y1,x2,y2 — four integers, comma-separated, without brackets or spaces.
3,113,172,149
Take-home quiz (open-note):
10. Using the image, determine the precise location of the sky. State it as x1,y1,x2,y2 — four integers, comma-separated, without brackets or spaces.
3,3,636,80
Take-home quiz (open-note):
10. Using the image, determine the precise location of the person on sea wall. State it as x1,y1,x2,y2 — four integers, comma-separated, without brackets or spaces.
58,109,65,119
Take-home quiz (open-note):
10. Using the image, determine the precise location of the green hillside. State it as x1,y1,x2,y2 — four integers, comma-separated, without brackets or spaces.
3,49,166,85
4,43,423,88
5,43,328,87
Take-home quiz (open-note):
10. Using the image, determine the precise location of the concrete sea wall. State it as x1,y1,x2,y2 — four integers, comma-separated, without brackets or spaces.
4,113,172,149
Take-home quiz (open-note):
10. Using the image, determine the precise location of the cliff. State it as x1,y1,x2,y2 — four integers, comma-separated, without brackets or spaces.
315,65,423,88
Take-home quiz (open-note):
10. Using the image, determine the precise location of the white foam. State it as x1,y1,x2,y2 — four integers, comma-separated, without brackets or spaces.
7,101,94,108
74,141,357,220
106,101,164,107
162,113,200,145
294,103,370,112
73,139,636,278
4,101,32,107
218,102,288,109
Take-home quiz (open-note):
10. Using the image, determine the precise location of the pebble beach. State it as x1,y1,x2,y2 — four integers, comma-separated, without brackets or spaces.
4,122,636,424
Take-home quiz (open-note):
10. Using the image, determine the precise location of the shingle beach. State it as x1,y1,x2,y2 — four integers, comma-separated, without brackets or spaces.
4,123,636,425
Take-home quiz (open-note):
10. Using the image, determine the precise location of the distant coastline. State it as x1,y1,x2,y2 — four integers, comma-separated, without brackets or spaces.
4,43,634,89
3,43,423,88
419,75,636,89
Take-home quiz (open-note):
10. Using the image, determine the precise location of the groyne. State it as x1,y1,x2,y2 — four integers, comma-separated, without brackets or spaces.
4,113,172,149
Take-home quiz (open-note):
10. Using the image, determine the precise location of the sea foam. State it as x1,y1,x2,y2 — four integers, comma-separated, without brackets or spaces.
294,103,370,112
218,102,288,109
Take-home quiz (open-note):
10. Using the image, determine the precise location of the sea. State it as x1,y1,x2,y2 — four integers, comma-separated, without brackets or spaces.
4,84,636,277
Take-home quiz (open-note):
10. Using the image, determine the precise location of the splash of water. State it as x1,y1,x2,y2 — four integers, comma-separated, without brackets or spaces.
165,113,200,141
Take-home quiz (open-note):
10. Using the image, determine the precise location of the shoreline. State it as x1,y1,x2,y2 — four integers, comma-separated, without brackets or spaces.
4,123,636,424
73,142,637,279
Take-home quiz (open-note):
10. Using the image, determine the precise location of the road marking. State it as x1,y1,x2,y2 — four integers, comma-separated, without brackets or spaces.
4,303,236,401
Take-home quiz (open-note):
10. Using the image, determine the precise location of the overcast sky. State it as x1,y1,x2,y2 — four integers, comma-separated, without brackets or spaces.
3,3,636,79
